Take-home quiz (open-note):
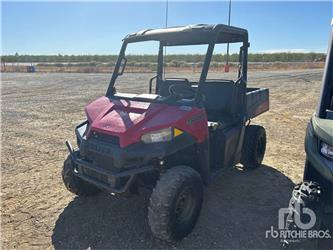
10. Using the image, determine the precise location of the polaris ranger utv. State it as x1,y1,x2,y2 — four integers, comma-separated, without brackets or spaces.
62,24,269,241
284,22,333,248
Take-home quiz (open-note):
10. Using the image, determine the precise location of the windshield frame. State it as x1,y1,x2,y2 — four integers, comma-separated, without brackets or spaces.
106,39,249,101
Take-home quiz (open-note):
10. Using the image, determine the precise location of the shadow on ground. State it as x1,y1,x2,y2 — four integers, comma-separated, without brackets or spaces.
52,164,294,249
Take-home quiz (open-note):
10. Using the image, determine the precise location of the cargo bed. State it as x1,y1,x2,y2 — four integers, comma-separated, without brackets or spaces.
246,87,269,120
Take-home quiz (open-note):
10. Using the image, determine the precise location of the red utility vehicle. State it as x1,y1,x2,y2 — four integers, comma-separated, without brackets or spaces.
63,24,269,241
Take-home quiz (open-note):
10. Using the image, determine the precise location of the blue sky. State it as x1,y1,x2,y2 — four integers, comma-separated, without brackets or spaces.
2,1,332,55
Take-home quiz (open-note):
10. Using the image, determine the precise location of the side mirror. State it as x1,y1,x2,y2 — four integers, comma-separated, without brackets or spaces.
118,57,127,76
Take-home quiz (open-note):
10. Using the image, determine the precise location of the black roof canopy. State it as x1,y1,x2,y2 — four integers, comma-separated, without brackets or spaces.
124,24,248,46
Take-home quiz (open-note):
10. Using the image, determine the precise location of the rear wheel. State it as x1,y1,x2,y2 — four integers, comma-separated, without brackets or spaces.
148,166,203,241
62,155,100,196
241,125,266,169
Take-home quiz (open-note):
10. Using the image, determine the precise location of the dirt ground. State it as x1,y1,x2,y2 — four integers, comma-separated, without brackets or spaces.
1,69,325,249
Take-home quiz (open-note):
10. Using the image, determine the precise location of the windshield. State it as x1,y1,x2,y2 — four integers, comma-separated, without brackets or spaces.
112,41,160,95
163,44,208,83
107,40,247,98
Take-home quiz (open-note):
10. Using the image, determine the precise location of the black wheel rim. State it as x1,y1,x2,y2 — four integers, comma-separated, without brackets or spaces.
174,187,195,224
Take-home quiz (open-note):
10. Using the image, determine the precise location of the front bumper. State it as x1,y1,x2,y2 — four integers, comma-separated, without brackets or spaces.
66,141,156,193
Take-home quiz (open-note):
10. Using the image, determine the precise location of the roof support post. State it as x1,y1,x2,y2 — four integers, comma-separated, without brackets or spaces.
242,43,248,83
195,42,215,102
156,43,164,93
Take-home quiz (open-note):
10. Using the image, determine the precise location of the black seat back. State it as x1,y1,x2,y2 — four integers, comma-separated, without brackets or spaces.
158,78,191,97
200,80,237,121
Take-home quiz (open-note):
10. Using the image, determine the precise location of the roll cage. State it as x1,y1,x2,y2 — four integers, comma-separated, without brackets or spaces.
106,24,250,102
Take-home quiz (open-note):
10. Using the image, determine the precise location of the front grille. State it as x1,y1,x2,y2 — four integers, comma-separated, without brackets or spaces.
82,168,108,185
83,132,118,170
91,132,120,146
87,151,114,170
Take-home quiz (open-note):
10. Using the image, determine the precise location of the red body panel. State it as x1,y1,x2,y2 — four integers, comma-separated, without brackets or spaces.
85,96,208,148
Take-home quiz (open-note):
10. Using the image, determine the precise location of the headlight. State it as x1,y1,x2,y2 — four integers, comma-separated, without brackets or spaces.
320,141,333,160
141,128,172,144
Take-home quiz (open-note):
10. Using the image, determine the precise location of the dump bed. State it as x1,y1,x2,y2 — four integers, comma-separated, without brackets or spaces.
246,88,269,120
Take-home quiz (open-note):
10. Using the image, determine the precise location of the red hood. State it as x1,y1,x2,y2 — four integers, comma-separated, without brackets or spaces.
85,96,208,147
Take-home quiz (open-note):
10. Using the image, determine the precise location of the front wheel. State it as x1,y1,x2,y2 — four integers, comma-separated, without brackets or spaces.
283,181,323,248
148,166,203,241
241,125,266,169
62,155,100,196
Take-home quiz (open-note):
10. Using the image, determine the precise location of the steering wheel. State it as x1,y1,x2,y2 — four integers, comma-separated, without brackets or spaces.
168,84,196,100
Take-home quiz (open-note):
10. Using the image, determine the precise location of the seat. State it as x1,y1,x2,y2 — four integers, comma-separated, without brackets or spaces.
200,80,237,123
158,78,191,97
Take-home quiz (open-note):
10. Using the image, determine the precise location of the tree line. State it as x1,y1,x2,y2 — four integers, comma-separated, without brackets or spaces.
1,52,325,64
